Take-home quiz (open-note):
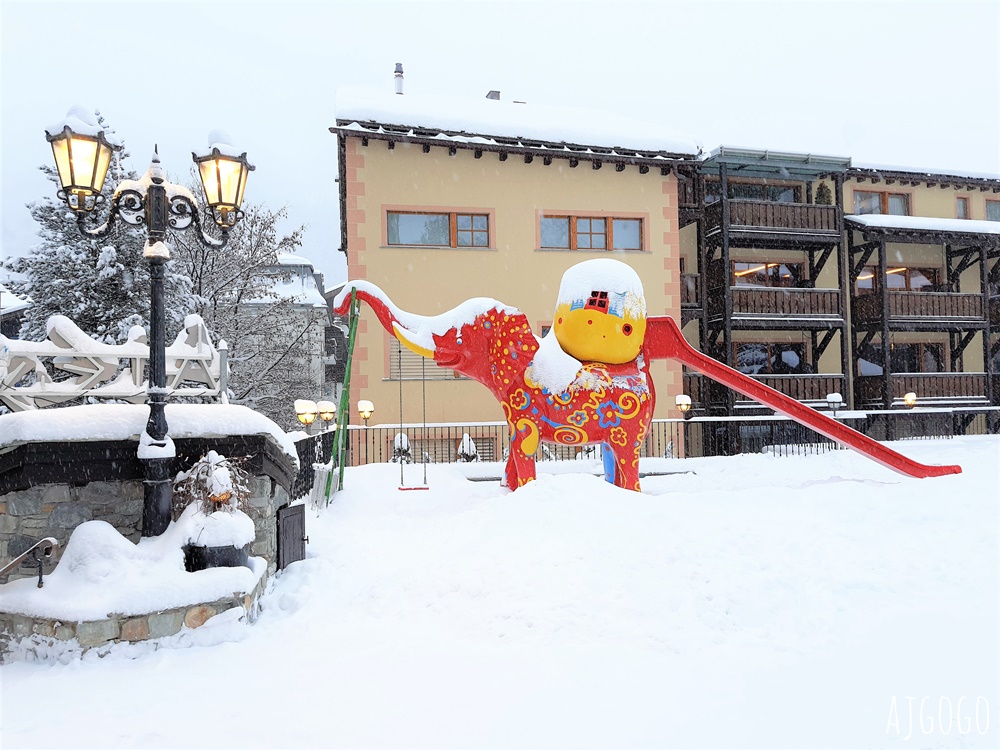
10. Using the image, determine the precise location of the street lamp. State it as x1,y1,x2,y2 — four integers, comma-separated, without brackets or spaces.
358,399,375,427
295,399,337,433
45,108,253,537
826,392,843,417
675,394,693,420
903,392,918,409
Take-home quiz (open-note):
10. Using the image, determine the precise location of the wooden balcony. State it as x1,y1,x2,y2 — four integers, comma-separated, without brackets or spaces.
990,295,1000,327
704,200,841,242
726,286,841,322
855,373,989,405
685,372,845,406
681,273,699,306
854,291,985,325
741,374,846,404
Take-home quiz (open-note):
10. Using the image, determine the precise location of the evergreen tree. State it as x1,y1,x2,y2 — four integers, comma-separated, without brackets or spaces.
5,109,195,345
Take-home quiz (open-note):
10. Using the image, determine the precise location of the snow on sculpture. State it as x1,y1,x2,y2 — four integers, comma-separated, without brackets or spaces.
334,259,961,491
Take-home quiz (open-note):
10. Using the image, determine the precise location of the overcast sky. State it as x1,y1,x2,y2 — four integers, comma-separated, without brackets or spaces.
2,0,998,286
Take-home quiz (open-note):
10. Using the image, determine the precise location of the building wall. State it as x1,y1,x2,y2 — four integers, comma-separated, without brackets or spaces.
342,136,684,425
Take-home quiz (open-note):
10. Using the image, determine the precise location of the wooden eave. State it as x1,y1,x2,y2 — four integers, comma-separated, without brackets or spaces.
331,119,697,173
844,218,1000,248
840,167,1000,192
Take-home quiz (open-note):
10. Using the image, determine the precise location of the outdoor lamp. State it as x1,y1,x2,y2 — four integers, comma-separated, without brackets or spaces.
45,107,253,539
826,392,843,416
44,111,119,212
358,399,375,426
317,400,337,423
675,394,693,420
193,134,255,228
903,392,917,409
295,399,318,426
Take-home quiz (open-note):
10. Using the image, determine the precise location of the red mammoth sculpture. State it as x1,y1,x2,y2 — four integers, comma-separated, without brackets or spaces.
334,277,960,491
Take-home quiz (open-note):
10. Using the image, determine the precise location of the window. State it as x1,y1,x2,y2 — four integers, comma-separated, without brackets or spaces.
956,196,970,219
540,215,643,251
732,261,803,288
388,339,461,380
387,211,489,248
853,190,910,216
705,181,800,204
987,200,1000,222
856,266,939,295
734,342,811,375
858,343,944,375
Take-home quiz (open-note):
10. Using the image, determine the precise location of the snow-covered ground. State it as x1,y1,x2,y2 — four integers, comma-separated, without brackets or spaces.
2,436,998,749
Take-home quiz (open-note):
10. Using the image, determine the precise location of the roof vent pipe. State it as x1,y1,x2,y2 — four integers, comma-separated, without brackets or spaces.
486,90,500,100
394,63,404,95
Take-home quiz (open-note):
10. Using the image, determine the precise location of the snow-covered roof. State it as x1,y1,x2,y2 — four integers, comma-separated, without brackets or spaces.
850,162,1000,184
249,255,327,308
333,87,701,159
0,403,299,462
845,213,1000,237
275,252,316,267
0,282,30,315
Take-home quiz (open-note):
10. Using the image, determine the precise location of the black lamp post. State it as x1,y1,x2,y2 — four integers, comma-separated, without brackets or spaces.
44,109,254,537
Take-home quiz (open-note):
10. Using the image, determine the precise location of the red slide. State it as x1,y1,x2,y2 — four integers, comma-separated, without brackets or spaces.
643,316,961,478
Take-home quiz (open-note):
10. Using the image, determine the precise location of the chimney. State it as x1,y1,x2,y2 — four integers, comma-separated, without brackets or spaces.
394,63,404,95
486,90,500,100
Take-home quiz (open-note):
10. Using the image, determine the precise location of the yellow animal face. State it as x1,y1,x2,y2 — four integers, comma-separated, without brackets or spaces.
553,299,646,364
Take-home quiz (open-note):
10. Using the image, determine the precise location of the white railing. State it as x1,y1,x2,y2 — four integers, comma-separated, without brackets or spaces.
0,314,227,411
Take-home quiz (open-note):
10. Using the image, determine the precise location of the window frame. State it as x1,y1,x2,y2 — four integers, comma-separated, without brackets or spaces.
859,342,946,375
733,341,810,376
387,337,464,380
956,196,970,220
853,189,911,216
538,213,646,252
731,260,805,288
385,209,492,249
855,265,940,294
986,199,1000,222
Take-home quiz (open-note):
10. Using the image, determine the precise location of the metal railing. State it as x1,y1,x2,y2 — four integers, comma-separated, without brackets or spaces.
0,537,59,587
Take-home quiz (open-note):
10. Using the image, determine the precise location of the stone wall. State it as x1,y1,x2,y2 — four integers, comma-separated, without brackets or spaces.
1,475,288,584
0,570,269,664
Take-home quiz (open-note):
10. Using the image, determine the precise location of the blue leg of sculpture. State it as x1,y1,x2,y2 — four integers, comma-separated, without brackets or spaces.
601,443,616,485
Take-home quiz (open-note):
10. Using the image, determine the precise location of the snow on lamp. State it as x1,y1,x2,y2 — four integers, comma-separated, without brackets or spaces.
358,399,375,427
295,399,318,426
903,392,917,409
316,400,337,423
193,131,254,229
675,393,693,420
45,107,121,213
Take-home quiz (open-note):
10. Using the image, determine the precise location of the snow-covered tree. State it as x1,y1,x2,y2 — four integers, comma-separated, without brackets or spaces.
5,109,195,345
168,191,325,429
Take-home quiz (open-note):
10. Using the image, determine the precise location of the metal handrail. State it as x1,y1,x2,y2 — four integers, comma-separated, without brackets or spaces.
0,537,59,588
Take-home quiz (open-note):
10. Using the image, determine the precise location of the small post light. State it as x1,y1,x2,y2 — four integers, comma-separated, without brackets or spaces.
358,399,375,427
317,400,337,424
193,131,255,228
826,392,843,416
675,394,693,420
903,392,917,409
295,399,318,426
45,107,121,212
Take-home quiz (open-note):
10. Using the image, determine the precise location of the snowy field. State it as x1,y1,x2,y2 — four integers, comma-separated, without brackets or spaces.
2,436,998,750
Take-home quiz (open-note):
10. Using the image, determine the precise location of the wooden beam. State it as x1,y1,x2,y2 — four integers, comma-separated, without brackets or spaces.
448,146,456,156
569,158,579,168
524,154,533,164
361,136,369,147
422,144,430,153
615,163,625,172
474,149,482,159
592,161,602,170
543,156,552,166
387,140,394,150
499,152,508,161
639,165,649,174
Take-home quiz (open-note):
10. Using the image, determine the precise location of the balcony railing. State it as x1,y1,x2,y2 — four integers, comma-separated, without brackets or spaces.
728,286,841,318
681,273,700,305
854,291,985,323
855,373,988,405
990,295,1000,327
684,372,845,405
704,200,840,236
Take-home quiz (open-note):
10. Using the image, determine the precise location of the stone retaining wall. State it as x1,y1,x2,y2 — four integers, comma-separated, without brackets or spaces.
1,477,289,585
0,570,269,663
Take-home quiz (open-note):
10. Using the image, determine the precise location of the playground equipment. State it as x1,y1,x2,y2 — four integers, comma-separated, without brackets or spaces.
333,259,960,491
